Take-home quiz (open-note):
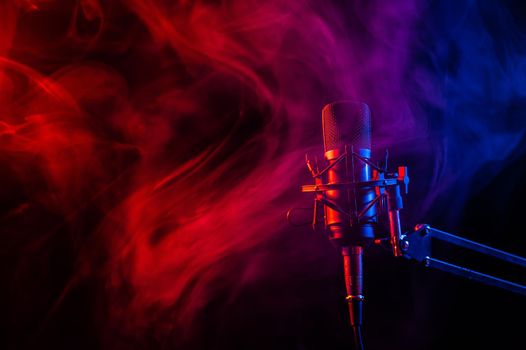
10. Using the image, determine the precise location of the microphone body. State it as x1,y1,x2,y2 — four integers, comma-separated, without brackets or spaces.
321,101,375,345
300,100,409,349
322,101,376,246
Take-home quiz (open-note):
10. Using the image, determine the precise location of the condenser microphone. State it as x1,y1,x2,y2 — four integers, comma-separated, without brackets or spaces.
321,101,376,245
300,101,410,349
320,100,377,349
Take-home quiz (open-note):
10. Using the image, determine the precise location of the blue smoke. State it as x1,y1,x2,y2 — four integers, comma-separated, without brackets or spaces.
401,0,526,223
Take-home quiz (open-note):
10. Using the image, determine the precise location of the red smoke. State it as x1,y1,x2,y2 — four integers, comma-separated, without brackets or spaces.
1,1,343,347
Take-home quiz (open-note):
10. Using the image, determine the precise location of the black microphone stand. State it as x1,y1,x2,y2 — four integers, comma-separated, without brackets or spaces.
298,149,526,349
402,224,526,295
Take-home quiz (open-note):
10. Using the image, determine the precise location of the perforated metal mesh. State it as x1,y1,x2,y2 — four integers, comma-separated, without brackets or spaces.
322,101,371,152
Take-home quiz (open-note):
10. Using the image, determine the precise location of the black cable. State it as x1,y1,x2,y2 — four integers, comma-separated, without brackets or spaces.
352,325,365,350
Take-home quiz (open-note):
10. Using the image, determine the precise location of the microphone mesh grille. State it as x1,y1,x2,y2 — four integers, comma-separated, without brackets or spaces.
322,101,371,152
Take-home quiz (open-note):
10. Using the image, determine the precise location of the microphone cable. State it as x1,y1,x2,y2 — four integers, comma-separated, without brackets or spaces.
352,325,364,350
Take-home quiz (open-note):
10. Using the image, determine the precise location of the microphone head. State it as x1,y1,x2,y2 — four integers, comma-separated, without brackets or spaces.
322,101,371,153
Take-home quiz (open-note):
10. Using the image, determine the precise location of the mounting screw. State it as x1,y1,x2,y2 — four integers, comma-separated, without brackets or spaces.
414,224,431,235
424,257,431,267
401,240,410,252
423,224,431,235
